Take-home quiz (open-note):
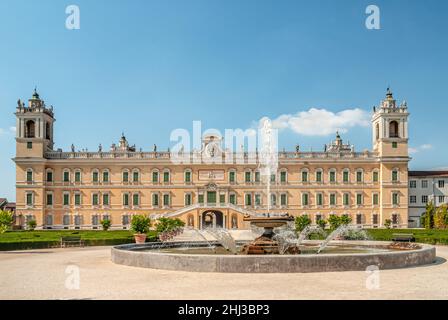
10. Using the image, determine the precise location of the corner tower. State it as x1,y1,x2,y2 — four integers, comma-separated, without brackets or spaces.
15,89,55,158
372,88,409,158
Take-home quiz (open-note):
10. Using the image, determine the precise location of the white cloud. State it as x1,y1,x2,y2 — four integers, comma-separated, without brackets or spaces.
409,144,433,154
259,108,370,136
9,126,16,133
0,126,17,136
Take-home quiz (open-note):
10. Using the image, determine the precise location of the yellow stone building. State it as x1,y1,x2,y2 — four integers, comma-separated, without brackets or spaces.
14,89,410,230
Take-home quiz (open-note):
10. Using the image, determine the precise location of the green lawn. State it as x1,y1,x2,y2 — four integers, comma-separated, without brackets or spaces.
366,228,448,245
0,230,158,251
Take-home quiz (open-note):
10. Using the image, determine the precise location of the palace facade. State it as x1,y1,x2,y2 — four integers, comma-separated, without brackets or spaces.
14,89,410,230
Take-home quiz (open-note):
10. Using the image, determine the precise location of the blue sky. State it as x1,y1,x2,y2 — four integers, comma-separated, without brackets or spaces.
0,0,447,201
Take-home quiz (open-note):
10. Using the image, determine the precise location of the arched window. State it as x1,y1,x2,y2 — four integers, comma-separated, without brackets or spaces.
132,169,140,183
25,120,35,138
375,123,379,140
45,122,51,140
389,121,399,138
26,168,33,183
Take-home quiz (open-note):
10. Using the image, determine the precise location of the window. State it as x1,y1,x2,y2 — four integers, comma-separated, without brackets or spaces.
356,171,363,183
439,180,445,188
92,215,99,226
26,170,33,183
123,193,129,206
392,142,398,149
198,194,204,204
373,193,379,205
152,171,159,183
392,170,398,182
122,171,129,183
133,171,139,183
75,171,81,183
409,180,416,188
343,193,350,206
92,194,99,206
219,194,225,204
185,193,192,206
245,194,252,206
74,193,81,206
356,214,362,225
392,214,399,225
63,193,70,206
316,171,322,183
316,214,323,223
163,171,170,183
102,171,109,183
439,196,445,204
270,194,277,206
392,193,399,205
27,142,32,149
92,171,99,183
46,170,53,182
280,193,287,206
152,194,159,206
372,214,379,225
45,215,53,226
46,193,53,206
229,193,236,205
302,171,308,183
302,193,309,206
103,194,110,206
316,193,323,206
63,215,70,226
373,171,379,183
63,170,70,182
185,171,191,183
229,171,236,183
389,121,399,138
330,193,336,206
410,195,416,204
421,180,428,188
343,171,349,183
122,215,130,226
356,193,363,205
255,171,260,183
25,120,35,138
245,171,251,183
280,171,287,183
270,174,276,183
329,171,336,183
133,193,139,206
163,194,170,206
255,194,261,206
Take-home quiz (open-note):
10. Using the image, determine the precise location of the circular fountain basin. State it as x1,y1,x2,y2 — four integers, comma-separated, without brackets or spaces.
111,240,436,273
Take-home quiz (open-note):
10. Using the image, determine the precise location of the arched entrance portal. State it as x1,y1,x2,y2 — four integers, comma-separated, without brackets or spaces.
201,210,224,229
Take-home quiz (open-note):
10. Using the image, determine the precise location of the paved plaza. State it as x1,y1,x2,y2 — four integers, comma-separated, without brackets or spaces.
1,245,448,300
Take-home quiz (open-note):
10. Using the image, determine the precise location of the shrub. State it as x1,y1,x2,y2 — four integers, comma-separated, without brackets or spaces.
424,201,435,229
295,215,311,233
100,219,112,231
0,210,14,234
328,215,341,231
384,219,392,229
434,205,448,229
317,219,327,230
340,214,352,226
26,220,37,231
130,215,151,234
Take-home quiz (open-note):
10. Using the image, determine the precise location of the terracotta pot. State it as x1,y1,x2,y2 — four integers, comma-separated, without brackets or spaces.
134,233,147,244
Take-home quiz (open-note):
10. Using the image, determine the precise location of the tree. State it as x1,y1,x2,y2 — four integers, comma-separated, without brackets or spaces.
424,201,435,229
0,210,14,234
27,219,37,231
340,214,352,226
100,219,111,231
295,215,311,233
317,219,327,230
434,205,448,229
328,215,341,231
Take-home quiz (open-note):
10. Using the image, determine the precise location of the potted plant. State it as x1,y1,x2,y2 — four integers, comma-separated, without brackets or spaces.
131,215,151,244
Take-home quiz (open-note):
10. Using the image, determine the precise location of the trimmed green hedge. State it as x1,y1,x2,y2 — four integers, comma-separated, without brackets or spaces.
0,230,158,251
